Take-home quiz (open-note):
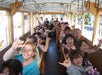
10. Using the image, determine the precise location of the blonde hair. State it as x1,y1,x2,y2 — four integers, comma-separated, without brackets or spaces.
24,42,37,58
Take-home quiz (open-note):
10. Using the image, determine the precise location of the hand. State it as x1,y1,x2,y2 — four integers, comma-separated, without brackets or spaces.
85,66,93,72
46,37,51,42
59,59,71,68
65,44,71,50
98,39,102,44
61,24,67,31
12,39,24,50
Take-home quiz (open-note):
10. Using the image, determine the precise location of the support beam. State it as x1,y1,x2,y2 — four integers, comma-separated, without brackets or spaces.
84,1,102,45
21,12,24,35
30,12,34,34
6,11,14,43
92,12,101,45
34,12,64,14
28,12,31,32
10,1,23,15
81,12,85,35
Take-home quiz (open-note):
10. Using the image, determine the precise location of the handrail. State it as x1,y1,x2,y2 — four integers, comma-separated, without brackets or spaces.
59,43,67,60
39,52,45,74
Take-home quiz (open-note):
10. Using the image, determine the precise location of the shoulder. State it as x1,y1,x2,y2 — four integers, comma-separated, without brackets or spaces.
23,60,40,75
14,54,23,62
66,64,85,75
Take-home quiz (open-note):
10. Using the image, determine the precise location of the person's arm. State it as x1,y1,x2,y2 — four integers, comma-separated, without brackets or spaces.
59,24,67,42
3,39,24,61
40,37,50,52
59,58,71,68
94,39,102,50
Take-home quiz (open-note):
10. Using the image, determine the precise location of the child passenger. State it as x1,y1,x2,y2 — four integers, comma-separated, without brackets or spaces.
0,59,23,75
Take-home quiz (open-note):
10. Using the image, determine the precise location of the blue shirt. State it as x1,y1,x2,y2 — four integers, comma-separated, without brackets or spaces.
66,64,86,75
14,54,40,75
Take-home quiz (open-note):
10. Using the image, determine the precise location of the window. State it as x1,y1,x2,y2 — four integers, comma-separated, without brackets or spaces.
83,13,94,41
13,12,22,39
0,11,9,49
75,13,94,42
24,13,29,33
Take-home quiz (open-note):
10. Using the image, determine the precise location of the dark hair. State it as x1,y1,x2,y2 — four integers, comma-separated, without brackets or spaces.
0,59,23,75
64,22,69,25
64,26,71,31
27,35,37,43
38,35,46,40
69,50,82,61
63,34,74,44
78,40,90,48
33,32,41,36
48,32,56,38
8,59,23,75
0,61,9,73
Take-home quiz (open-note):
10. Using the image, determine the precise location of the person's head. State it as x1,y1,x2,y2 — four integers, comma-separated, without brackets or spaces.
22,42,37,60
0,59,23,75
8,59,22,75
33,32,41,39
73,28,81,40
25,35,37,44
39,27,45,34
63,34,74,45
60,18,63,21
40,17,43,20
79,40,90,53
0,61,9,75
38,35,46,45
64,22,69,26
55,18,59,21
64,26,71,35
69,50,83,67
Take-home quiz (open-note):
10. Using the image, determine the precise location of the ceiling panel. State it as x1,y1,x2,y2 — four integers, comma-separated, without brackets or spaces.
0,0,101,13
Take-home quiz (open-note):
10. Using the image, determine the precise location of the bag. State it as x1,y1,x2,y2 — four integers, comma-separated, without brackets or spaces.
86,68,100,75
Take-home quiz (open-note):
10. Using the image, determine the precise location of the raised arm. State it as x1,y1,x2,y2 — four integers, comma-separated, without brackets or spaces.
59,24,67,42
3,39,24,61
59,58,71,68
39,36,50,52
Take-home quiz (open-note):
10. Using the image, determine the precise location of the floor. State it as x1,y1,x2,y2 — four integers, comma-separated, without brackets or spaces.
44,39,67,75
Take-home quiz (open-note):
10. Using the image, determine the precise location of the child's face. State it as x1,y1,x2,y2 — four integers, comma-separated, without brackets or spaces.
73,55,83,67
3,67,9,75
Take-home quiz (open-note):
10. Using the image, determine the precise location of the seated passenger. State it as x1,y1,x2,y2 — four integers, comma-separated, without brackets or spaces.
3,40,40,75
59,50,100,75
37,34,50,53
59,23,72,43
73,28,85,49
25,35,41,66
62,34,76,55
79,39,102,55
0,59,22,75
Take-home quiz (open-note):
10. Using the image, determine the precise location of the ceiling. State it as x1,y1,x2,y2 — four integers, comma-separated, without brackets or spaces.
0,0,101,13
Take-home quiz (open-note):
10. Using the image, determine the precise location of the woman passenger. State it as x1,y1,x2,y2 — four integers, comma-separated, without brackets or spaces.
25,35,41,66
62,34,76,55
59,50,86,75
37,35,50,53
79,39,102,55
3,40,40,75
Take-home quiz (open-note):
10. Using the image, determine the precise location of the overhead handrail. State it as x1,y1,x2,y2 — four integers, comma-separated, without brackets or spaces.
94,0,99,8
